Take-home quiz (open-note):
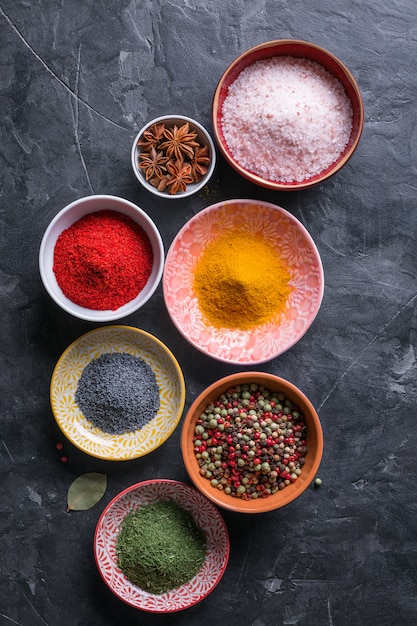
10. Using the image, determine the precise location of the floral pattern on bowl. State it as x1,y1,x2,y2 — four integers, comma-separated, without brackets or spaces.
50,326,185,460
163,199,324,364
94,479,230,612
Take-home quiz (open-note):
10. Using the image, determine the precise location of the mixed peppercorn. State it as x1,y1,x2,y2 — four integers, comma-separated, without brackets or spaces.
193,383,307,500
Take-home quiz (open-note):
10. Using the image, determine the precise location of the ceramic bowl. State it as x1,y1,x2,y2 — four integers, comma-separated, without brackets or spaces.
131,115,216,199
39,194,164,322
163,199,324,365
94,479,230,612
181,372,323,514
212,39,364,191
50,326,185,460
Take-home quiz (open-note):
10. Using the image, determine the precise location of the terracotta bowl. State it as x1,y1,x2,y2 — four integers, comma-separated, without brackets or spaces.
39,195,164,322
181,372,323,514
94,479,230,612
131,115,216,199
212,39,364,191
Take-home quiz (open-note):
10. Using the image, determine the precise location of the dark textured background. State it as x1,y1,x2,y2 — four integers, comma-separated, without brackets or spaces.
1,1,417,625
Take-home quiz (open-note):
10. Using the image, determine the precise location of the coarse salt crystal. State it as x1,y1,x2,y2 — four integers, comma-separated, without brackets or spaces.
221,56,353,183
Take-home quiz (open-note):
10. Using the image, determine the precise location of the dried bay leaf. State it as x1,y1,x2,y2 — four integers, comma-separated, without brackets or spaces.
67,472,107,512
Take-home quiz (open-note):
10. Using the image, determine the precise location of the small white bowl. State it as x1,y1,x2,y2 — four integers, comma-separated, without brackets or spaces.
131,115,216,199
39,195,164,322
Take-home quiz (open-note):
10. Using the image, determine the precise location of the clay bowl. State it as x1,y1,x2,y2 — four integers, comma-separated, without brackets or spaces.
39,195,164,322
212,39,364,191
181,372,323,514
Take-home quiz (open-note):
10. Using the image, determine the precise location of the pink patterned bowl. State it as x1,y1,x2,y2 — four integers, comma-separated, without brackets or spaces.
94,479,230,613
163,199,324,365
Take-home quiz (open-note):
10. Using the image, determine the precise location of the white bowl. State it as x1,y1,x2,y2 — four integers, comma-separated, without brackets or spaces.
131,115,216,199
39,195,164,322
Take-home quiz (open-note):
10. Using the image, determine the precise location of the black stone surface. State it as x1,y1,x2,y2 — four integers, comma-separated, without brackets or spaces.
1,1,417,625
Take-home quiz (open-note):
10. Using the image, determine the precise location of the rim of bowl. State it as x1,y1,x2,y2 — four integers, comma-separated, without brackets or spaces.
39,194,165,322
212,39,364,191
50,325,186,460
131,114,217,199
94,478,230,612
181,371,324,513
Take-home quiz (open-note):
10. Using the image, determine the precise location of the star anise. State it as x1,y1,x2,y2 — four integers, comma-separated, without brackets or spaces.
159,122,200,161
149,176,170,192
137,122,165,151
165,159,194,195
190,145,211,182
138,146,168,181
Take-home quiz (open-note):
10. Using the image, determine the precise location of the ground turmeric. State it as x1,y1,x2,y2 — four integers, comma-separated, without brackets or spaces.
193,231,291,330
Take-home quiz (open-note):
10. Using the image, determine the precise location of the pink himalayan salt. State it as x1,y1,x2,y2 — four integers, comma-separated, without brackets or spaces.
221,56,353,183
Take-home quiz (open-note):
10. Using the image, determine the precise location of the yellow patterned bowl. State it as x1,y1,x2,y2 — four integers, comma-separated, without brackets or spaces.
50,326,186,460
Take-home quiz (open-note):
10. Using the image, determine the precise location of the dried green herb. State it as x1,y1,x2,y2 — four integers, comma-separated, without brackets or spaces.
116,500,207,594
67,473,107,512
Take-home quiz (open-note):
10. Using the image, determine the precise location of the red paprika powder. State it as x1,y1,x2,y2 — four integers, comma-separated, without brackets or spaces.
53,209,153,310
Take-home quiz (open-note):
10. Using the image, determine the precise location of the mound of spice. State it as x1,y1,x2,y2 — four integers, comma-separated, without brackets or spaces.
193,383,307,499
53,209,153,310
193,231,291,330
221,56,353,182
75,352,160,434
137,120,211,194
116,500,207,594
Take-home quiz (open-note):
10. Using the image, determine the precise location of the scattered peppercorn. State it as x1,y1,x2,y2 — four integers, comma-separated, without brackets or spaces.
193,383,308,500
314,477,322,488
56,442,64,450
